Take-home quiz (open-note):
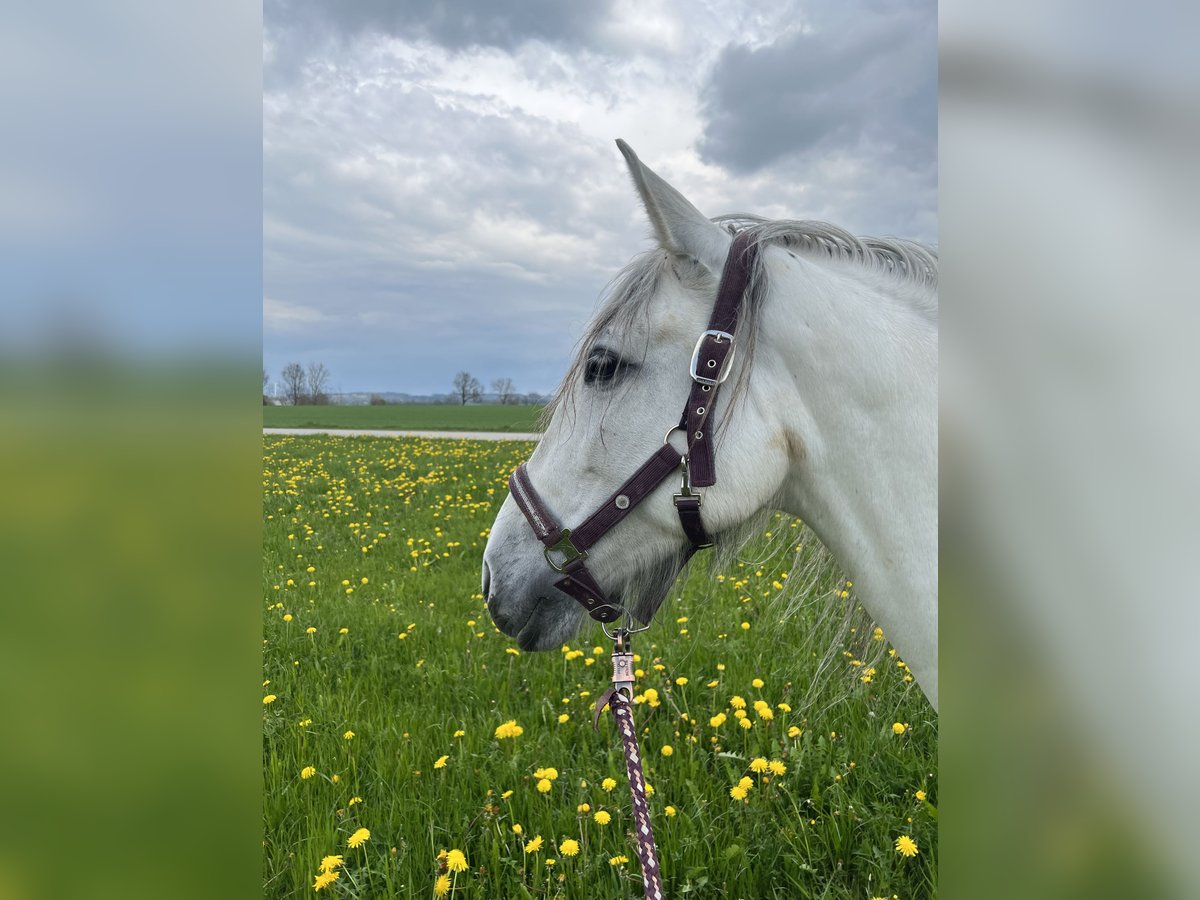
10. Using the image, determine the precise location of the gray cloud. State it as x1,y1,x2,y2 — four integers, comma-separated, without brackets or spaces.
699,3,935,184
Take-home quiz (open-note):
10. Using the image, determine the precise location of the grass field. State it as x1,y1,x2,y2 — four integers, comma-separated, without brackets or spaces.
263,404,545,432
263,435,937,899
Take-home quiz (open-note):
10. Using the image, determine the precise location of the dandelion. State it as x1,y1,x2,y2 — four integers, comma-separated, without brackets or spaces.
738,718,753,730
730,695,746,709
338,628,348,635
501,790,513,799
664,805,677,817
738,776,754,791
756,706,775,721
730,785,748,801
263,694,278,705
306,627,317,635
347,828,370,848
661,745,674,757
915,789,927,802
533,767,559,780
536,778,552,793
434,755,449,770
593,811,611,826
788,726,802,738
576,803,590,814
348,796,362,806
433,873,451,897
343,730,355,741
319,855,343,872
453,729,465,738
559,838,579,857
895,835,919,857
495,720,524,740
609,855,629,866
558,713,569,723
512,824,523,835
768,760,787,776
301,766,316,780
675,677,688,686
892,722,907,735
601,777,617,792
750,758,769,773
710,713,727,728
283,614,293,622
524,835,543,854
313,870,339,891
751,678,764,689
446,848,468,872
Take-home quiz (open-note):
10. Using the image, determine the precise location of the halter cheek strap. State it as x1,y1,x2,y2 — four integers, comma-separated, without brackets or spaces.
509,231,757,623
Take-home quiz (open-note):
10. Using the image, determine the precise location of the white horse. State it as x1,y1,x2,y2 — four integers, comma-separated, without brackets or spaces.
483,141,938,710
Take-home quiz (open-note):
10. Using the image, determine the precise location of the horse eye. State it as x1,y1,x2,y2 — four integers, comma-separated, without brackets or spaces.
584,350,623,385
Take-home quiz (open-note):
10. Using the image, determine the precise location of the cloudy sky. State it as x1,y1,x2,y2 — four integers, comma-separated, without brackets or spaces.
263,0,936,396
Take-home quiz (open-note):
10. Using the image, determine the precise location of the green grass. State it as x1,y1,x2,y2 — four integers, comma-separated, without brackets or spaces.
263,404,544,432
263,435,937,899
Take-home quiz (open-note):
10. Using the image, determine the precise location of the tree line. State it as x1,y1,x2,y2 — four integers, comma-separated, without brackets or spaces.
265,362,331,405
453,372,525,405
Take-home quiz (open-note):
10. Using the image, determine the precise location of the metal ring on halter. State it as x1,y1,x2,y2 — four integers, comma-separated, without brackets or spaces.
601,611,652,640
663,424,686,446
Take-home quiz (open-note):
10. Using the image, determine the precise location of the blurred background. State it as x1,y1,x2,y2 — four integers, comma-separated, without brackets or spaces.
1,1,1197,898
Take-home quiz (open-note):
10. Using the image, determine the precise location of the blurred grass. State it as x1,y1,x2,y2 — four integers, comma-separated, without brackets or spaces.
263,404,545,433
261,434,937,898
0,359,261,900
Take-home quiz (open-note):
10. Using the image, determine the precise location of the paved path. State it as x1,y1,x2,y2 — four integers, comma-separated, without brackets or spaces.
263,428,540,441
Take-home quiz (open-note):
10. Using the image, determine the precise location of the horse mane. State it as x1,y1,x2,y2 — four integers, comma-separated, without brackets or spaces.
542,215,937,430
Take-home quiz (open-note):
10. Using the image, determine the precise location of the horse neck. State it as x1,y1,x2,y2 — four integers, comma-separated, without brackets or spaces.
752,250,939,708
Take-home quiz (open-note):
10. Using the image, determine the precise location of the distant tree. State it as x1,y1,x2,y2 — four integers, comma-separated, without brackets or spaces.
492,377,516,405
281,362,307,406
306,362,331,405
523,391,544,405
453,371,483,405
262,368,270,405
369,394,387,406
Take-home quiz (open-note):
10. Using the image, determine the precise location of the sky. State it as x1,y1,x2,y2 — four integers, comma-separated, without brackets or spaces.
263,0,936,396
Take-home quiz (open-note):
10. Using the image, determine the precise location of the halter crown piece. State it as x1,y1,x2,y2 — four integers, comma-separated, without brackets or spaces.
508,231,758,623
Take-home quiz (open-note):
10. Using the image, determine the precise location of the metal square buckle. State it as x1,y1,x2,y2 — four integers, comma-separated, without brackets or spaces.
544,529,587,573
689,329,736,386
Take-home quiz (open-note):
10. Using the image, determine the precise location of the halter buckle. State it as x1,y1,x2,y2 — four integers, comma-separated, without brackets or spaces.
544,529,588,573
672,457,702,508
689,330,736,387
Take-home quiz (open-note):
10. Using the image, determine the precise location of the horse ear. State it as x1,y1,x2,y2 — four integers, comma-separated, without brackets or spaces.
616,139,730,274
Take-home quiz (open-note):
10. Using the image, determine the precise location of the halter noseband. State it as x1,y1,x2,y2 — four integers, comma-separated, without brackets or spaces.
508,231,758,624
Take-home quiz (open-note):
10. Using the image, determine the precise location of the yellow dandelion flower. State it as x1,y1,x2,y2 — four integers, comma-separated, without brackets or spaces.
348,796,362,806
501,790,513,799
319,855,343,872
559,838,579,857
533,767,559,780
768,760,787,776
301,766,316,780
757,706,775,721
558,713,569,723
593,811,611,826
306,626,317,634
788,726,802,738
675,677,688,686
434,755,449,769
446,848,468,872
730,695,746,709
433,873,451,897
601,777,617,792
524,835,543,854
915,789,927,802
576,803,590,814
331,774,340,783
741,622,750,630
536,778,552,793
664,805,677,817
777,702,792,713
313,870,339,891
710,713,727,727
283,614,293,622
895,835,919,857
263,694,278,705
338,628,348,635
645,782,655,797
661,745,674,757
453,729,465,738
892,722,907,735
609,855,629,866
738,776,754,791
343,731,355,741
495,720,524,740
738,718,753,730
751,678,764,689
512,823,523,834
347,828,370,848
730,785,748,800
749,758,769,773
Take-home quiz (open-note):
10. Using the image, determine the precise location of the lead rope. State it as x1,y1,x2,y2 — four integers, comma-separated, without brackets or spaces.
593,630,665,900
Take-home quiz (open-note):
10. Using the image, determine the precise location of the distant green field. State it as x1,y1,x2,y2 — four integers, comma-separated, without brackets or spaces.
263,403,545,432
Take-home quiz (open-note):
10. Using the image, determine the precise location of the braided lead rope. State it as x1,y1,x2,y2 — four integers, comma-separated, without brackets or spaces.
608,691,665,900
